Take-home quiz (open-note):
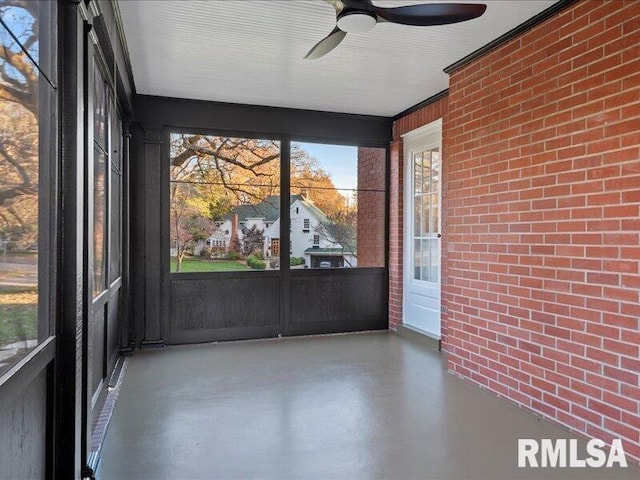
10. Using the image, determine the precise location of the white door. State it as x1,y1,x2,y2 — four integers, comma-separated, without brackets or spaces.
403,120,442,338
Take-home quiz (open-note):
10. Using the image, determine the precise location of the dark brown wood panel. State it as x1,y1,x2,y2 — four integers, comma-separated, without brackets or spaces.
0,370,47,479
168,275,281,344
287,269,387,333
107,292,120,372
91,307,105,394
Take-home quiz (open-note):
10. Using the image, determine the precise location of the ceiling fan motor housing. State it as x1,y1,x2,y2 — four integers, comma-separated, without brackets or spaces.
337,9,377,33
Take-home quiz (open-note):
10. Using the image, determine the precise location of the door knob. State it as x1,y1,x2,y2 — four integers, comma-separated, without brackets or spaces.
437,233,442,238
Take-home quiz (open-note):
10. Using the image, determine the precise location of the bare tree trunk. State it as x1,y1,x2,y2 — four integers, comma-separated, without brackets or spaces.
176,250,184,273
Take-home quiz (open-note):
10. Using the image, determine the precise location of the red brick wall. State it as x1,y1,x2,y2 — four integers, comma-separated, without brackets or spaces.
443,0,640,462
390,97,449,329
390,0,639,462
357,147,386,267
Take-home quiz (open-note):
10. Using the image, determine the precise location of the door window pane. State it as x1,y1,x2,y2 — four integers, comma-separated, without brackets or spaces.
421,239,431,281
422,155,431,194
412,147,441,285
413,153,422,195
421,195,430,237
431,150,441,193
413,195,421,234
170,134,281,272
429,238,440,283
431,202,440,235
413,239,421,281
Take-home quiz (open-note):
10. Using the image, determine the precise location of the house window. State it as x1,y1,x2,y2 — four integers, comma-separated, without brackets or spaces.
169,133,280,272
290,142,386,269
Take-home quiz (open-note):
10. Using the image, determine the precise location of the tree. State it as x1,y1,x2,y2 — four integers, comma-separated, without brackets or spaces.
242,225,265,257
290,144,347,217
170,181,214,272
0,1,40,250
315,209,358,267
170,135,348,217
170,134,281,206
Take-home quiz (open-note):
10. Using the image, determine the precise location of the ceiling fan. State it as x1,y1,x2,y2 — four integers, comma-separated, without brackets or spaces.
305,0,487,59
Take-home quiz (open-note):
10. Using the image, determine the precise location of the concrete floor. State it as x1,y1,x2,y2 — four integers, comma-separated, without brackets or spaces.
98,332,638,480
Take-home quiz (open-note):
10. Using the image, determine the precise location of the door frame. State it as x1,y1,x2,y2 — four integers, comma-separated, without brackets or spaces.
401,118,443,339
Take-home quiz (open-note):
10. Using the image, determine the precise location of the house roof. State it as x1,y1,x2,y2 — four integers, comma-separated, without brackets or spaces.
225,196,281,222
225,195,327,223
292,195,329,224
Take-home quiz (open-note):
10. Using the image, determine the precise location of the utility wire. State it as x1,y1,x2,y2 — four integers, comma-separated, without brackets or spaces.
0,18,56,90
169,179,385,193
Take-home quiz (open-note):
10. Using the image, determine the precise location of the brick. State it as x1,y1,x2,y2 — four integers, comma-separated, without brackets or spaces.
603,365,639,386
588,399,621,421
603,339,640,358
603,419,638,443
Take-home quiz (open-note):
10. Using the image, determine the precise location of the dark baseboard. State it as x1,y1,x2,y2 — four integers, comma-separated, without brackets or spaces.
140,340,166,350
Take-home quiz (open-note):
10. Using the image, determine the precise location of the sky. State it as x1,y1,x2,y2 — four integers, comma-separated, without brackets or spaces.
0,6,39,85
294,142,358,200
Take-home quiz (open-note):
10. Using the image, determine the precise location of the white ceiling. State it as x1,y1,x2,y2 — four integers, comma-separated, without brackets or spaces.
117,0,556,117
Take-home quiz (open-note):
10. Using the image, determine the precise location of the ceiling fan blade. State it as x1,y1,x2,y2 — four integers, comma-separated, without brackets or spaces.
341,0,372,7
304,27,347,59
373,3,487,26
322,0,346,13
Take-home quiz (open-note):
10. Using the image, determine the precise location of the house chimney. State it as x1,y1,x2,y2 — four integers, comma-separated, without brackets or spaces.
300,188,310,200
230,213,239,243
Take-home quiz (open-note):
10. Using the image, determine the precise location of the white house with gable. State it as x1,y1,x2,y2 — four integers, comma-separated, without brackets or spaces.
207,194,357,268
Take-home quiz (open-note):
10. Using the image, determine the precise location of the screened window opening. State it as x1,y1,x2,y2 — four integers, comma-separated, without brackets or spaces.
0,1,55,376
290,142,386,269
169,134,281,272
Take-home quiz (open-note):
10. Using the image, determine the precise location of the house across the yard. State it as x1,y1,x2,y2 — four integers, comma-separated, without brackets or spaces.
207,194,357,267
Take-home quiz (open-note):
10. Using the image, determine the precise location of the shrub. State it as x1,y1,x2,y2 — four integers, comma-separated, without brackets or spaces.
247,255,266,270
290,256,305,266
200,246,212,258
227,250,241,261
251,250,265,260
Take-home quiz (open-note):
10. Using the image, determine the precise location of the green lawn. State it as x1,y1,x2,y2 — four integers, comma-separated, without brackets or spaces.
170,257,250,273
0,288,38,348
